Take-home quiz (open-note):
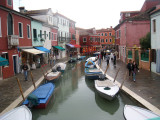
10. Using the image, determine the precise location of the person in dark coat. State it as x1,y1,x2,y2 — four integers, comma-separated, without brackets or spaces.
113,54,116,66
127,60,132,77
105,53,110,66
22,62,29,81
132,61,139,82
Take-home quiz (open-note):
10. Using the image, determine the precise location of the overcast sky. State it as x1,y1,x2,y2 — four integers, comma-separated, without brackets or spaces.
13,0,145,29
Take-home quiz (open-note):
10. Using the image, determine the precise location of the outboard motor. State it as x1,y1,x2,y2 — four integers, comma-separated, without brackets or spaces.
99,74,107,80
52,68,57,72
27,94,39,108
57,66,61,71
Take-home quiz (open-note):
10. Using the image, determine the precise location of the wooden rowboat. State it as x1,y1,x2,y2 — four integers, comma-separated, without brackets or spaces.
45,71,61,82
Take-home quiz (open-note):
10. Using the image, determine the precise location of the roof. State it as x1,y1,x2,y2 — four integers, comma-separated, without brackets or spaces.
150,7,160,15
54,12,76,23
96,28,113,32
24,8,51,15
120,11,140,14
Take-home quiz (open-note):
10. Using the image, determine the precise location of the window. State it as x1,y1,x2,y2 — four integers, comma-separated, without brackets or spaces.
119,30,121,38
1,52,9,65
40,30,42,38
49,32,51,40
101,33,103,36
44,31,46,39
153,19,156,32
33,29,37,40
106,39,108,42
8,13,13,35
0,17,2,37
109,32,112,36
27,25,30,38
18,23,23,38
110,39,112,42
83,37,87,42
72,34,75,39
125,13,130,17
90,37,93,42
105,33,107,36
151,49,156,63
7,0,12,6
101,39,104,42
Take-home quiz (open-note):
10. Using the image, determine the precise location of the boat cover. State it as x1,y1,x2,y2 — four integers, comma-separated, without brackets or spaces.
96,80,114,87
47,72,60,77
85,60,95,68
32,83,53,99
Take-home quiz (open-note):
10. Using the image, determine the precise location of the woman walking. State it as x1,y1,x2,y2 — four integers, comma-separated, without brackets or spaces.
132,61,139,82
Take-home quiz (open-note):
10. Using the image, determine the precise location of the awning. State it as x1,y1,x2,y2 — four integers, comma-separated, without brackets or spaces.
74,44,81,48
66,43,74,48
53,46,65,51
0,57,9,66
34,47,50,53
22,48,45,55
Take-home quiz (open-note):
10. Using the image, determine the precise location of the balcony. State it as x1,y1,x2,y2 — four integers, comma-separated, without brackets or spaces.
8,35,19,49
58,37,71,43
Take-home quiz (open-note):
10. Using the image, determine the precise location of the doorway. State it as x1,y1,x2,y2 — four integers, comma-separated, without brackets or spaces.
0,66,2,80
135,50,139,66
13,55,18,74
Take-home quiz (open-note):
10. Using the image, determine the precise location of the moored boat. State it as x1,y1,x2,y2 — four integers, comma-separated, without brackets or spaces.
85,68,102,80
124,105,160,120
68,57,77,63
85,60,96,68
45,71,61,82
0,105,32,120
86,57,98,62
23,83,55,109
52,62,66,73
77,56,86,60
95,80,119,101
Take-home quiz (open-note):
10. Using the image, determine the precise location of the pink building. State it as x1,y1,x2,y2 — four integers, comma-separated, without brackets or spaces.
117,0,160,63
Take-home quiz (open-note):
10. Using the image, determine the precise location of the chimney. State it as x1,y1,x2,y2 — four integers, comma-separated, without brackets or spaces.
110,26,112,29
19,7,25,13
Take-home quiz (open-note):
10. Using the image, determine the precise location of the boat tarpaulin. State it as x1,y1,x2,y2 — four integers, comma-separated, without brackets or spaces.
34,47,50,53
0,57,9,66
53,46,65,51
22,48,45,55
74,44,81,48
66,43,74,48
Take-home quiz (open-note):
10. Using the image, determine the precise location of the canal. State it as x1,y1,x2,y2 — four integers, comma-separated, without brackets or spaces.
32,61,139,120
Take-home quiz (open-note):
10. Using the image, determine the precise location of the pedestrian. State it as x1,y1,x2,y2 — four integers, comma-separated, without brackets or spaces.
53,54,56,66
113,53,116,66
101,50,104,60
127,60,132,77
105,53,110,66
132,61,139,82
98,52,102,65
49,54,53,66
22,62,28,81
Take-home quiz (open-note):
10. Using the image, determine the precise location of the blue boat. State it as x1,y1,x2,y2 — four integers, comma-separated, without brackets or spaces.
85,68,102,80
85,60,96,68
23,83,55,109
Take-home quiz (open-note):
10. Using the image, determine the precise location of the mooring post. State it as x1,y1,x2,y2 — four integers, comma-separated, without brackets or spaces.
104,64,109,74
113,68,120,82
30,71,36,89
16,77,25,101
120,71,128,89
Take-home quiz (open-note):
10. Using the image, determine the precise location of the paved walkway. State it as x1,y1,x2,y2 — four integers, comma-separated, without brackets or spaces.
0,57,69,114
98,59,160,114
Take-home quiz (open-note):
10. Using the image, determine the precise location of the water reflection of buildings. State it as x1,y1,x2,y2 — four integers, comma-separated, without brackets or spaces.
95,92,120,115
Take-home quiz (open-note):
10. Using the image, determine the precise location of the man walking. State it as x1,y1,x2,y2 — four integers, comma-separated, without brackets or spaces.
22,62,28,81
105,53,110,66
127,60,132,77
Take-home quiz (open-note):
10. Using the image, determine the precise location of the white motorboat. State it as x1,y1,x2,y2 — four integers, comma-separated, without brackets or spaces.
0,105,32,120
52,62,66,73
95,80,119,101
124,105,160,120
86,57,98,62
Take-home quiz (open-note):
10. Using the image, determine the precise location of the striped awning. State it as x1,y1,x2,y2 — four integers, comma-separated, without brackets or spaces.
22,48,45,55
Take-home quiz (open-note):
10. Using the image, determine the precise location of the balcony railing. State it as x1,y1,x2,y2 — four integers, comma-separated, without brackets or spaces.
8,35,19,49
58,37,71,43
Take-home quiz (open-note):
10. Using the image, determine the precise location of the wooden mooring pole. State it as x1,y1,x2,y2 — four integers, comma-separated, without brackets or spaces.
104,64,109,74
120,71,128,89
16,77,25,101
30,71,36,89
113,68,120,82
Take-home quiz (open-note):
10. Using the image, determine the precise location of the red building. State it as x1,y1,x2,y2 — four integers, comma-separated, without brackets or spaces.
77,28,100,54
0,0,32,79
69,20,76,45
115,0,160,63
96,26,115,50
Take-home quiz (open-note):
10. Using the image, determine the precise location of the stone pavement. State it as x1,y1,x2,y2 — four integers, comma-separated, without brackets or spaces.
98,59,160,114
0,57,69,114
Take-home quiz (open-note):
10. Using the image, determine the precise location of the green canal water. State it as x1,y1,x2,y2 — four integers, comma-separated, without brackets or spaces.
32,61,139,120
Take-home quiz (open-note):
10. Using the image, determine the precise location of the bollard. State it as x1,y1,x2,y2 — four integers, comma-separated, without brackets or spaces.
104,64,109,74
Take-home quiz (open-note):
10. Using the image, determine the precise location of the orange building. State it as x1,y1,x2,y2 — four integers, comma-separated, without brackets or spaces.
96,26,115,50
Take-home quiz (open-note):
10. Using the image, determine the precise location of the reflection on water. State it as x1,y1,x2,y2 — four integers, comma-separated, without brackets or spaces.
32,61,139,120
